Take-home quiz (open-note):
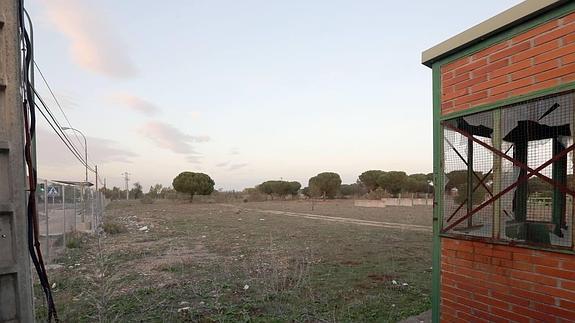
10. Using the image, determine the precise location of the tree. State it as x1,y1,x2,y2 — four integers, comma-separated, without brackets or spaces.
377,171,407,196
130,182,143,199
454,182,488,205
445,170,468,191
287,181,301,196
340,183,359,196
405,174,431,193
359,170,385,192
309,172,342,199
147,184,164,199
257,180,301,198
172,172,215,202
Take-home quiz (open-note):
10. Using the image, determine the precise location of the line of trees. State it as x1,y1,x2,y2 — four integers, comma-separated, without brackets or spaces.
358,170,433,196
101,169,435,202
256,180,301,198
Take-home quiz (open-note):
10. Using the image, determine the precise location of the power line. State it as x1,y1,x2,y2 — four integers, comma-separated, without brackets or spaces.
34,101,92,171
33,89,91,171
33,60,85,151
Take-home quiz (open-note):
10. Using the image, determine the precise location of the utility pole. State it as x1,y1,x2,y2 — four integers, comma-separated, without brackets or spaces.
0,0,34,320
122,172,131,200
95,165,99,229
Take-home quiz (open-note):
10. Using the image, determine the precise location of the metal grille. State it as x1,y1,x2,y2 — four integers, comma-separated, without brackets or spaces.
442,91,575,249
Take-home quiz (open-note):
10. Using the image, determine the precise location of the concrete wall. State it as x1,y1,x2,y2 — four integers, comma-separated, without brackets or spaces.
0,0,34,321
440,11,575,115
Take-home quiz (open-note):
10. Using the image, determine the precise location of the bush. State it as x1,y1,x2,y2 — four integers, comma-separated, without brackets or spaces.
103,221,127,235
66,234,82,249
140,196,155,204
365,188,387,200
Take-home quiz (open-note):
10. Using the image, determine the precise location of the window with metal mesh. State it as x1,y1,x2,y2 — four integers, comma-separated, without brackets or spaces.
441,91,574,249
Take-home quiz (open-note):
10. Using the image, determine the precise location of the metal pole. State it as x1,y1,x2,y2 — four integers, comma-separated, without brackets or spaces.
95,165,98,228
467,137,474,227
44,179,49,262
91,189,95,231
62,184,66,247
73,185,77,231
81,184,85,223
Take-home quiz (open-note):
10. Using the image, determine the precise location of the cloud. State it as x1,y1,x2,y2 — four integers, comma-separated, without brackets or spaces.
229,163,248,171
36,127,137,168
139,121,210,154
44,0,137,78
188,111,201,120
229,148,240,155
216,161,230,167
186,155,203,164
111,93,160,115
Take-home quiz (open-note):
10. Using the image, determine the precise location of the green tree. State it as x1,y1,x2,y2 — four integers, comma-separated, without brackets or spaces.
309,172,342,199
287,181,301,196
257,180,301,198
359,170,385,192
340,183,359,196
454,182,488,205
377,171,408,196
257,181,274,196
405,174,431,193
130,182,144,199
172,172,215,202
147,184,164,199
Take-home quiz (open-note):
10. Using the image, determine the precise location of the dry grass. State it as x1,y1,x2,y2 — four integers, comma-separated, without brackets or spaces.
36,199,432,322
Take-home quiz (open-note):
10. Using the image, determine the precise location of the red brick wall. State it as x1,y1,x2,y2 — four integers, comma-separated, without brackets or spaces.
440,11,575,115
441,238,575,322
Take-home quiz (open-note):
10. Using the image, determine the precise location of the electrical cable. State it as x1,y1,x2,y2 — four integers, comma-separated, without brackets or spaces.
19,3,59,321
33,90,94,171
33,60,85,151
35,101,93,171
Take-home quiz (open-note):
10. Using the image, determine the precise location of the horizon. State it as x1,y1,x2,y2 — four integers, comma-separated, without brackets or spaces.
30,0,522,190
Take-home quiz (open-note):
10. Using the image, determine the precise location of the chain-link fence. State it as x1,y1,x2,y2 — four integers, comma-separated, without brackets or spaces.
37,179,108,263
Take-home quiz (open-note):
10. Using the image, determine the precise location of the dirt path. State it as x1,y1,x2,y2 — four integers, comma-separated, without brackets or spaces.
222,204,432,232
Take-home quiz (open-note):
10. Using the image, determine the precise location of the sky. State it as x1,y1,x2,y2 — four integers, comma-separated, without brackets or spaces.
29,0,523,191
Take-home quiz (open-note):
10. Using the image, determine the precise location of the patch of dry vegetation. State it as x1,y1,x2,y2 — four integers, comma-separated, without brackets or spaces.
37,199,432,322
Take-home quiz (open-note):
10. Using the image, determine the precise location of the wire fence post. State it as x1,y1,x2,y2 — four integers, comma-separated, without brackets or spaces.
62,184,66,247
73,185,77,231
44,179,49,263
81,184,85,223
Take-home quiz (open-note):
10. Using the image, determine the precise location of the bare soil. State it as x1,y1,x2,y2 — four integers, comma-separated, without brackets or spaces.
36,199,432,322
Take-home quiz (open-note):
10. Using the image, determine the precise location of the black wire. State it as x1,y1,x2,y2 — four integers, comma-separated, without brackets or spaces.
34,102,92,169
19,1,59,320
33,89,96,173
33,88,88,167
33,60,85,151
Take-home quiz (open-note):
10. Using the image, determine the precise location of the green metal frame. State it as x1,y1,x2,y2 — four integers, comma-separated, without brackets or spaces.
431,63,443,323
430,3,575,322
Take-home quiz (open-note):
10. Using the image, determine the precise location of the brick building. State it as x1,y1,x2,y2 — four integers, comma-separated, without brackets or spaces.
423,1,575,322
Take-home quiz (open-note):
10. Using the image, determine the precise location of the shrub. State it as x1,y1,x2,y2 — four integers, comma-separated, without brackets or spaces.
103,222,127,235
66,234,82,249
140,196,154,204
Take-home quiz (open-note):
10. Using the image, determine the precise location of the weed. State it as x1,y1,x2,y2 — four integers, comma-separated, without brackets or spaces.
102,221,127,235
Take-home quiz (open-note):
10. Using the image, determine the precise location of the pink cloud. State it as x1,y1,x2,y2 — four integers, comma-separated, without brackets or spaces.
44,0,137,78
139,121,210,155
36,127,137,167
111,93,160,115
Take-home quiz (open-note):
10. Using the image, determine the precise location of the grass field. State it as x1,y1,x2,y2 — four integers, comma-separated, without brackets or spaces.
36,199,432,322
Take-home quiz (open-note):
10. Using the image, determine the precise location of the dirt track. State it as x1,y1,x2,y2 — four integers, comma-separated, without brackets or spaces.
224,204,432,232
